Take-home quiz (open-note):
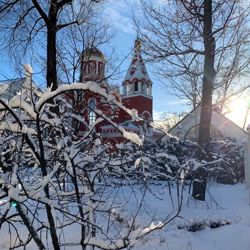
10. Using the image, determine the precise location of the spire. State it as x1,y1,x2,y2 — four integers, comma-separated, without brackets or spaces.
134,37,141,54
122,38,152,97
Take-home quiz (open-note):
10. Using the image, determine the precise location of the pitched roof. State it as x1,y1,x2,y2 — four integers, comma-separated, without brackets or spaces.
0,78,26,100
168,106,247,143
0,77,41,100
123,38,151,83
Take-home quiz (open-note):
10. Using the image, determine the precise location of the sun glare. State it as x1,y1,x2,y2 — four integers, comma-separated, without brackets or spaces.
225,98,250,128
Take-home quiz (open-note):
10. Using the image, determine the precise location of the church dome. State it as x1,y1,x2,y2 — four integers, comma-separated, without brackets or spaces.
80,47,106,82
83,47,105,59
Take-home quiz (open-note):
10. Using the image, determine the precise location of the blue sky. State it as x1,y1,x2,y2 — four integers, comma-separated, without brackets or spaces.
102,0,189,120
0,0,190,121
101,0,250,127
0,0,249,127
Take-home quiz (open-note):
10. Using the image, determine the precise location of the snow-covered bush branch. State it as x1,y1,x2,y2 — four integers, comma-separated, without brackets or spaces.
0,81,182,249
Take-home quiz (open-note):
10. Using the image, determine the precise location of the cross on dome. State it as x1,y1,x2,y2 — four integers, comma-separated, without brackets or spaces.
134,37,142,54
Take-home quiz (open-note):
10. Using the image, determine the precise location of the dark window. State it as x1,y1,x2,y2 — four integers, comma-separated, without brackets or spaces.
99,63,104,75
142,83,145,94
88,99,96,126
134,82,138,92
89,62,96,75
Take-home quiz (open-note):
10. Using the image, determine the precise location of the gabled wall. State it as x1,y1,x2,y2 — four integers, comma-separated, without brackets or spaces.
169,106,247,143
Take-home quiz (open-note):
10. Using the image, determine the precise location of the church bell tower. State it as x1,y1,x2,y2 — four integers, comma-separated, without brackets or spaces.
122,38,153,122
80,47,106,83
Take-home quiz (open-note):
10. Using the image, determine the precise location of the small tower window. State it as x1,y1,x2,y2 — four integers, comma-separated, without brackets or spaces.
134,82,138,93
142,83,145,94
89,62,96,75
147,85,150,95
99,62,104,76
88,99,96,126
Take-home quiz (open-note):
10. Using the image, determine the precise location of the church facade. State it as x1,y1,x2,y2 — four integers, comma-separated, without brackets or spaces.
78,39,162,144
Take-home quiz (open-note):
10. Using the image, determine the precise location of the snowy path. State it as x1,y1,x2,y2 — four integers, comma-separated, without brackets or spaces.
135,183,250,250
1,183,250,250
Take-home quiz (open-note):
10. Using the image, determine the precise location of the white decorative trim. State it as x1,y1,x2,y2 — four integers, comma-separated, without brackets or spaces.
122,93,152,99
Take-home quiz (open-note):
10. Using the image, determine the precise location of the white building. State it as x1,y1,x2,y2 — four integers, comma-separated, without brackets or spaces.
169,106,247,143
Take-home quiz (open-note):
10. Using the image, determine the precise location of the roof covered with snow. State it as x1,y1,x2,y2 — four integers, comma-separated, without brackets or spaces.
0,77,41,100
123,38,151,84
0,78,26,100
83,47,105,59
169,106,247,143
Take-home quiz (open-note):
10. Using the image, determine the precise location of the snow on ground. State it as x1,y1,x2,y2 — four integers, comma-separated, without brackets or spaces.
134,183,250,250
0,182,250,250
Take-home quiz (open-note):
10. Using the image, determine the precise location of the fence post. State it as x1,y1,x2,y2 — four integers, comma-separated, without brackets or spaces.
244,127,250,189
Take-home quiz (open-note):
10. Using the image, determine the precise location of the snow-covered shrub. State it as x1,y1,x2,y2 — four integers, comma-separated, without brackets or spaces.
0,81,243,249
108,137,201,183
208,140,244,184
177,218,231,232
0,82,180,250
109,139,189,182
115,137,244,184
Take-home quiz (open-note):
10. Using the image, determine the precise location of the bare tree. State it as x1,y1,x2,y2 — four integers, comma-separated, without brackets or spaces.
135,0,250,147
161,58,202,110
198,0,215,148
56,12,113,84
0,0,105,90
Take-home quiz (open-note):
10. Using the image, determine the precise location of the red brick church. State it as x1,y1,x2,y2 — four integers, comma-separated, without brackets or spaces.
78,38,162,144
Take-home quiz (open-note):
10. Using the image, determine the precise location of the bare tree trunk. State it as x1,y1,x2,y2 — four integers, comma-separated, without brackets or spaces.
47,28,57,90
193,0,216,201
36,116,61,250
16,204,46,249
47,1,58,91
198,0,216,150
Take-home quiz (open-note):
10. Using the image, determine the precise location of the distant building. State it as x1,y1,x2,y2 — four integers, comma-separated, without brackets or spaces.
0,43,162,145
76,39,162,144
169,106,247,143
0,65,41,100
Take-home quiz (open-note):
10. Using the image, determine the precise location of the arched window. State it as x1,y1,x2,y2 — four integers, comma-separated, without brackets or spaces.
99,62,104,76
88,99,96,126
142,82,145,94
134,81,138,93
88,62,96,75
